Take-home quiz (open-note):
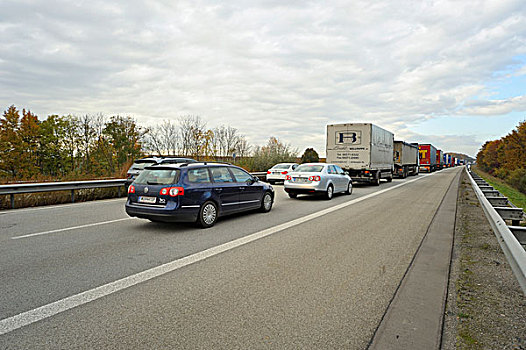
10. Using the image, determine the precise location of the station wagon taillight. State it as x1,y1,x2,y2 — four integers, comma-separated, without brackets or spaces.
281,171,288,175
160,187,184,197
128,185,135,194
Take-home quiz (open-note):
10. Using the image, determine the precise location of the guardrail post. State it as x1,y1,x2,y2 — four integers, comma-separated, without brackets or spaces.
71,190,75,203
10,194,15,209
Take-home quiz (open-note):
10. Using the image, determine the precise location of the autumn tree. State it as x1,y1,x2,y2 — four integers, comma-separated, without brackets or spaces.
18,109,41,178
0,105,23,178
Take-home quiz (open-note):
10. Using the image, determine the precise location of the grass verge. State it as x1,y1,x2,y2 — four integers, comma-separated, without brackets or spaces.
472,165,526,210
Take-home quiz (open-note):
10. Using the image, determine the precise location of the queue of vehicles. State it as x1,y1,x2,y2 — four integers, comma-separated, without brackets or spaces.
325,122,462,182
125,122,463,228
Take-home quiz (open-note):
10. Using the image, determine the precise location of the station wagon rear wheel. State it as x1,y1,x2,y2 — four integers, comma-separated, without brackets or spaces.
197,201,218,228
288,192,297,199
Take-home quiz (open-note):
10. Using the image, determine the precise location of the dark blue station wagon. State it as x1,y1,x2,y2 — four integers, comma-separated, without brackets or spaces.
125,162,274,228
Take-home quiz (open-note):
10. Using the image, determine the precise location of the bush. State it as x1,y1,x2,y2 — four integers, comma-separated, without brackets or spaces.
507,168,526,194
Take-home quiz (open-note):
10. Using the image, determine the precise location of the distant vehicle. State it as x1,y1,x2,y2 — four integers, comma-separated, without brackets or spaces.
266,163,299,184
418,144,437,172
326,123,394,185
393,141,419,178
125,162,274,228
436,150,444,170
126,157,197,186
283,163,352,200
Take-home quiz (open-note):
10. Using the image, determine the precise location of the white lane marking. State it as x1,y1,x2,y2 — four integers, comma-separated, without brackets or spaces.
0,171,442,335
11,218,135,240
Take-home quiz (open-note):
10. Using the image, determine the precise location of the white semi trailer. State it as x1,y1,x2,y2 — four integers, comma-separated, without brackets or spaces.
326,123,394,185
393,141,419,178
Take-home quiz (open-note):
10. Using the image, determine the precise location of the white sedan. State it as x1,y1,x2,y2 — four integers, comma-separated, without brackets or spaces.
266,163,299,184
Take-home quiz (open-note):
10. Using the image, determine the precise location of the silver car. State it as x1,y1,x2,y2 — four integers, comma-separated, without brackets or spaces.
284,163,352,200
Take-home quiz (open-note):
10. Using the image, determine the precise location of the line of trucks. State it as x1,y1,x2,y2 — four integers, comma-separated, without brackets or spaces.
326,123,464,185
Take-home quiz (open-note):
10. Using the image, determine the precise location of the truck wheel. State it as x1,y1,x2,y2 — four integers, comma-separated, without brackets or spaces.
387,175,392,182
325,185,334,200
373,175,380,186
345,181,353,195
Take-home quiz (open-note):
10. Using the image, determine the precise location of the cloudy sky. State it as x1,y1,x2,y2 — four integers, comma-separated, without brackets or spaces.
1,0,526,157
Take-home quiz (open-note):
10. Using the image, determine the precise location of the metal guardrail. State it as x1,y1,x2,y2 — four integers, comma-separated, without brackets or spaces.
0,172,269,209
466,169,526,294
0,179,128,209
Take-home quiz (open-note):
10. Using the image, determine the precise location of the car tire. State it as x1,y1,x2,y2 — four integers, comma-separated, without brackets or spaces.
259,192,273,212
268,180,274,185
197,201,218,228
288,192,297,199
325,184,334,200
345,181,353,195
387,175,393,182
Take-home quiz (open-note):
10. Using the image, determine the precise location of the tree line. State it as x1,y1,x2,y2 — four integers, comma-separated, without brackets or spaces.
476,120,526,193
0,105,300,182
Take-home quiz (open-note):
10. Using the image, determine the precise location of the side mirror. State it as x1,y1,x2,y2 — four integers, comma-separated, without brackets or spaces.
345,171,349,175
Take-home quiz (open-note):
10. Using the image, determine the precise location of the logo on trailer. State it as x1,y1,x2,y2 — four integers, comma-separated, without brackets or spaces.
336,131,361,145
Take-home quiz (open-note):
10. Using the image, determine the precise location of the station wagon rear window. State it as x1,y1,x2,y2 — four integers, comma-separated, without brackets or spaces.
295,165,325,173
134,169,180,185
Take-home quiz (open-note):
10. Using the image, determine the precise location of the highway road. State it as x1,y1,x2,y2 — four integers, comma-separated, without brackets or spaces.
0,167,461,349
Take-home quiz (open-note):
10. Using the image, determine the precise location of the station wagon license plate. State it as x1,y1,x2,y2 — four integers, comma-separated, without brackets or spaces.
138,196,157,204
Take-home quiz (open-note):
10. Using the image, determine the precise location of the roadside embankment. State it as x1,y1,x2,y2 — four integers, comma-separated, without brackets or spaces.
442,171,525,349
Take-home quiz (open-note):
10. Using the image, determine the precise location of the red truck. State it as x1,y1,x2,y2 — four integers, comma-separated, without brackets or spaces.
418,144,437,172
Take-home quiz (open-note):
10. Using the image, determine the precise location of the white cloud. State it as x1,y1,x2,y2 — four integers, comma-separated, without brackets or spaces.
1,0,526,158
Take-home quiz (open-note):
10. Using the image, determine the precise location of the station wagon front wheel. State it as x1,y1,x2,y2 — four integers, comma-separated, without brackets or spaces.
259,192,273,212
198,201,218,228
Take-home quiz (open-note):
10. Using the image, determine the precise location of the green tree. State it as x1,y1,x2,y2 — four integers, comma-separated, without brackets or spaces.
102,115,145,173
39,115,74,177
300,148,319,163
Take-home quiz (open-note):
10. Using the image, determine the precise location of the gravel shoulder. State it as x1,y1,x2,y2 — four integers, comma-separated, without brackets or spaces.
442,171,526,349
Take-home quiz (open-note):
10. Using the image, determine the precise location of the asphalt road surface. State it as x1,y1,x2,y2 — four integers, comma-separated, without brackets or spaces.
0,167,461,349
